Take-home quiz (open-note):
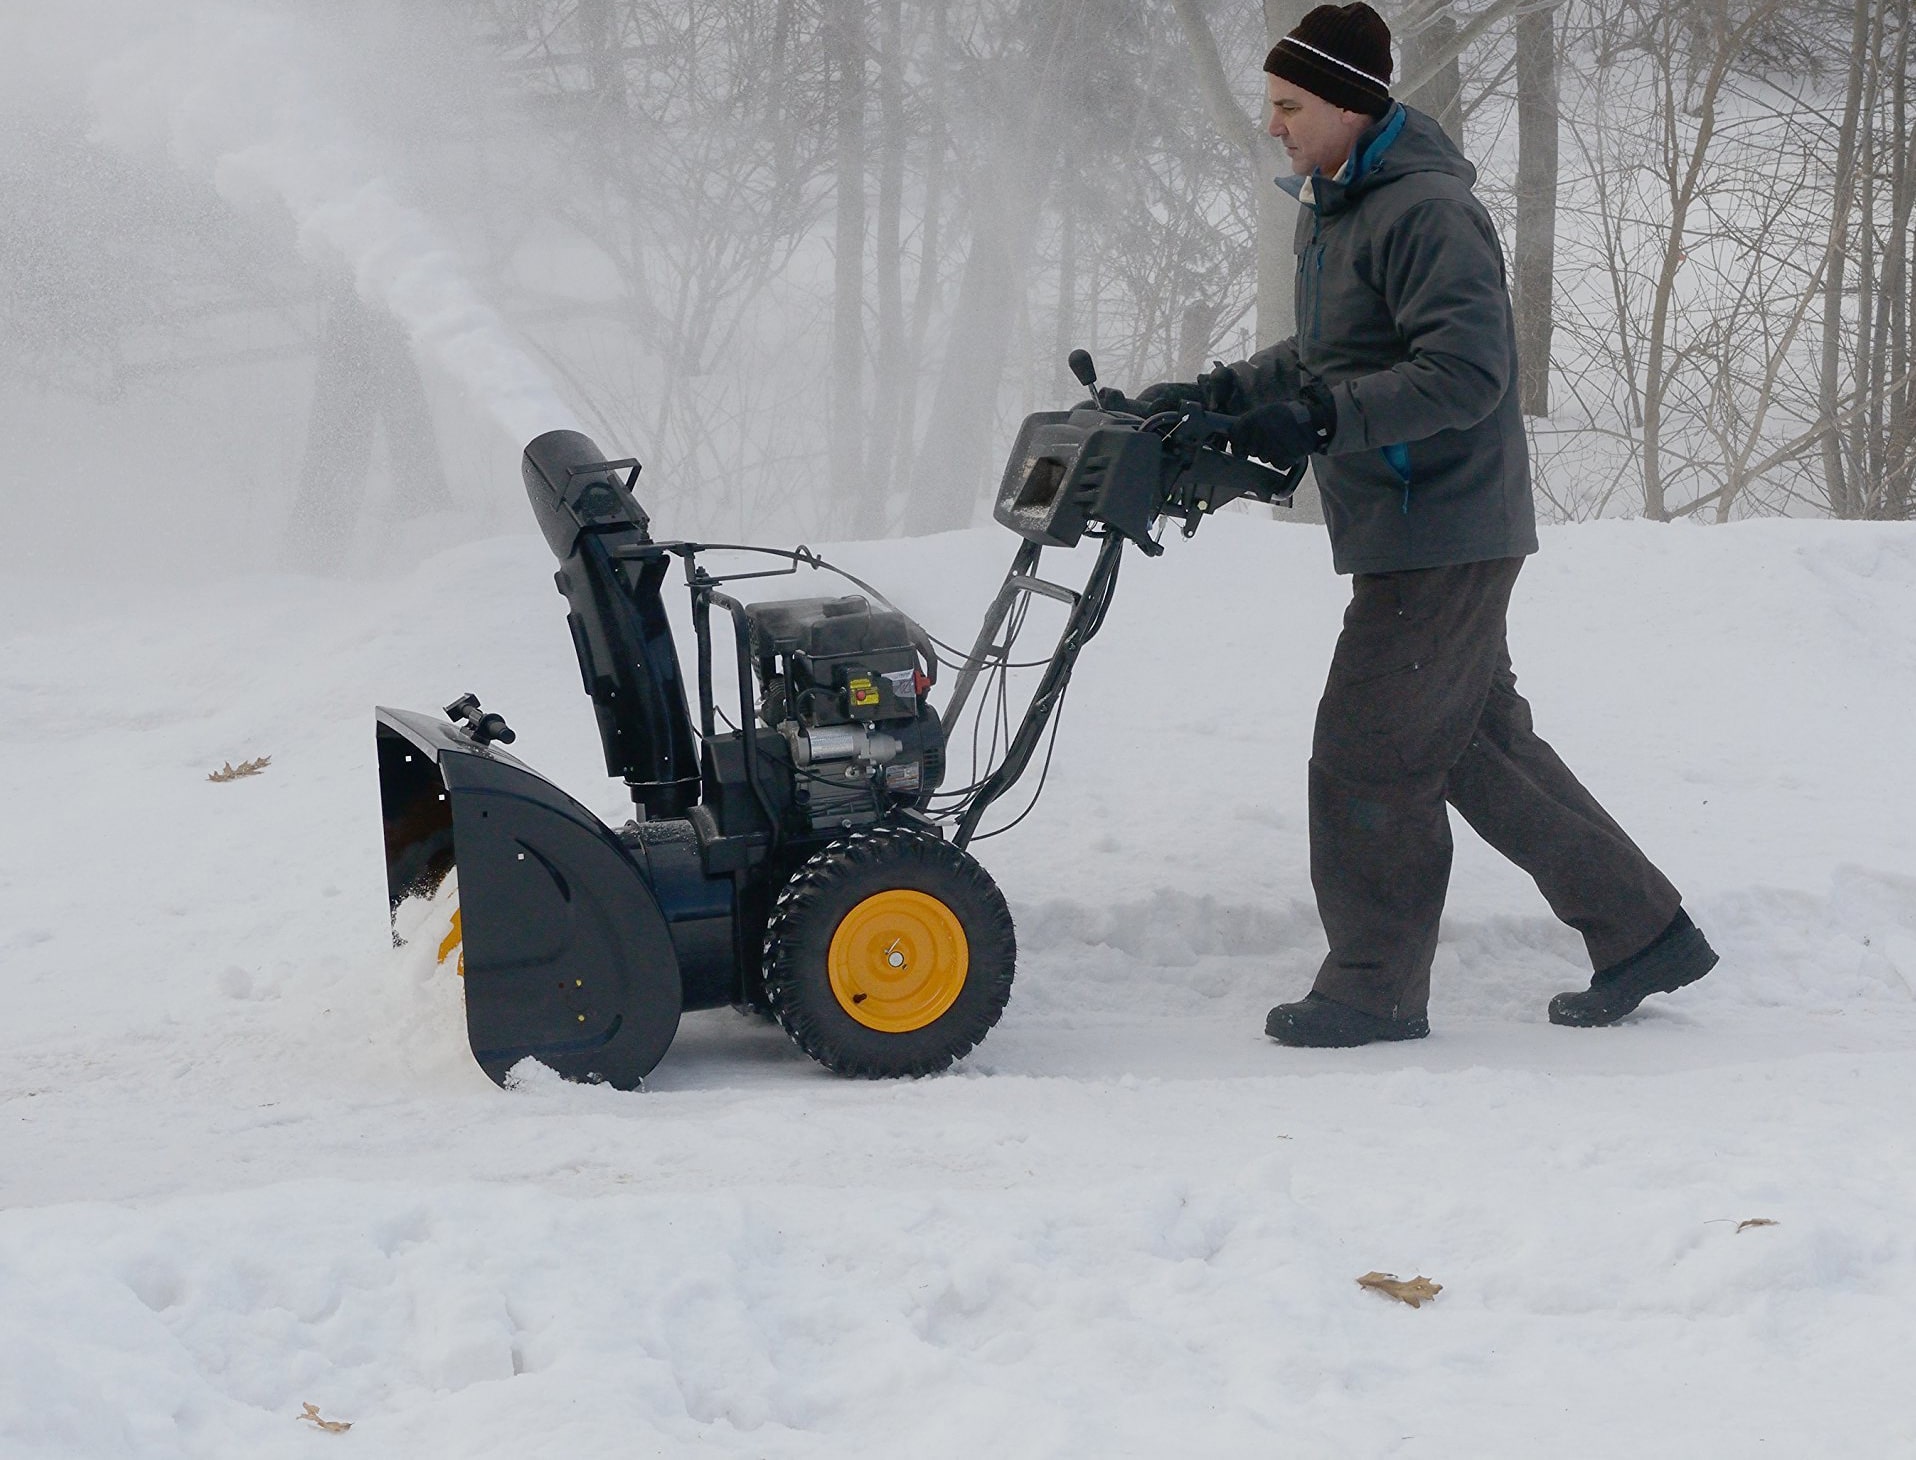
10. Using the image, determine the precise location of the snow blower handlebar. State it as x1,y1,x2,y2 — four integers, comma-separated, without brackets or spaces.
990,402,1306,558
937,352,1305,846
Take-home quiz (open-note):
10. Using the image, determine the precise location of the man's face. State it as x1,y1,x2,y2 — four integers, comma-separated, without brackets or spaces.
1266,73,1370,177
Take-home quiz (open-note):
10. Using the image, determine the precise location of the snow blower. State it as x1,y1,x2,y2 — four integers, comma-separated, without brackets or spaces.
375,352,1301,1086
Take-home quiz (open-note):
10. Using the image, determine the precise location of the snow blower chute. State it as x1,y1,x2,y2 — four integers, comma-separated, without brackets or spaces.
377,352,1302,1086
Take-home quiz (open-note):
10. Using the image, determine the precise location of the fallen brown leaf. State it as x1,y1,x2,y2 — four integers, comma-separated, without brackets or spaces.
207,756,272,783
299,1403,351,1433
1357,1271,1443,1308
1735,1218,1779,1233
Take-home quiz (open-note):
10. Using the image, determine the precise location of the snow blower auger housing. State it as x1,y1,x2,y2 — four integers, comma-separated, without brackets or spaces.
376,352,1301,1088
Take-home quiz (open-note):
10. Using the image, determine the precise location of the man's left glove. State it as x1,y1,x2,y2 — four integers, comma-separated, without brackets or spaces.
1226,386,1335,466
1099,380,1206,415
1093,386,1149,414
1138,379,1208,411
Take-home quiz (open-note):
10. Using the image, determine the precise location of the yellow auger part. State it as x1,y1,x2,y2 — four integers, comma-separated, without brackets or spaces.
827,888,969,1033
437,907,465,977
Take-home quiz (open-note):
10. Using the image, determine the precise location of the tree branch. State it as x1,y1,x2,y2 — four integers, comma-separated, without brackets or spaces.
1167,0,1263,161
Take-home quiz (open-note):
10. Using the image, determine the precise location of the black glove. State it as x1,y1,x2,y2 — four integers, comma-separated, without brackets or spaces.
1197,362,1247,414
1142,366,1248,413
1135,379,1206,411
1100,364,1250,416
1227,387,1335,466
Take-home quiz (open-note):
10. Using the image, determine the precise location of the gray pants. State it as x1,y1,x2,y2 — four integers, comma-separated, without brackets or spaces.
1309,557,1680,1020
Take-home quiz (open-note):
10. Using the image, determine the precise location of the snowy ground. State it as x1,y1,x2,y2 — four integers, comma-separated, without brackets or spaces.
5,514,1916,1457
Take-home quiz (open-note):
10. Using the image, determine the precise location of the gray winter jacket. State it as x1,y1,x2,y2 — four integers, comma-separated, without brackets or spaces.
1228,104,1537,575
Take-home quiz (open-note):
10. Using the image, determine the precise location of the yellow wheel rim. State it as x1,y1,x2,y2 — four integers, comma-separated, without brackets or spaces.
828,889,969,1033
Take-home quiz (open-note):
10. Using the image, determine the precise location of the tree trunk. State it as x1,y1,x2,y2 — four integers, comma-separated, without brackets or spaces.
1857,0,1888,511
830,0,869,526
285,287,448,565
1400,2,1463,146
1260,0,1307,345
769,0,797,181
1167,0,1313,514
1885,0,1914,517
1169,0,1296,349
899,174,1032,533
1178,299,1227,377
902,0,1077,534
577,0,626,115
1641,20,1737,520
1638,1,1792,519
1054,191,1078,393
1821,0,1872,518
893,0,948,500
285,285,377,573
866,0,906,535
1513,0,1559,417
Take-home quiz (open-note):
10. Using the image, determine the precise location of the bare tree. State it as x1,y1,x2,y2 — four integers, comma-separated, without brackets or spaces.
1819,0,1874,517
889,0,953,498
866,0,909,525
1398,0,1466,140
481,0,836,533
1881,0,1915,517
285,284,452,571
830,0,872,528
901,0,1086,533
1513,0,1560,416
440,0,1916,537
1168,0,1297,346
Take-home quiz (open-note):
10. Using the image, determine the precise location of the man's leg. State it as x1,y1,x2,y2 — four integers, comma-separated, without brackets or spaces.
1443,654,1681,970
1443,647,1716,1023
1303,558,1523,1024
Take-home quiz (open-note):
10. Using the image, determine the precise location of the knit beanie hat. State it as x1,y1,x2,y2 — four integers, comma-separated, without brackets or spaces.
1264,3,1394,117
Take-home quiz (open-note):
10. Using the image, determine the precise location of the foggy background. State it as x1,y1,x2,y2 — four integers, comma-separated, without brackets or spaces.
1,0,1909,581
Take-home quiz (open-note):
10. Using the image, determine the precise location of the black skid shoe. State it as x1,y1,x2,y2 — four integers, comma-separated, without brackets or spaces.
1265,992,1430,1048
1548,909,1719,1027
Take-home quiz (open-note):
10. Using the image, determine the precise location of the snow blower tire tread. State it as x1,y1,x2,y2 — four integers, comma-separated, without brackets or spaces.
764,827,1015,1077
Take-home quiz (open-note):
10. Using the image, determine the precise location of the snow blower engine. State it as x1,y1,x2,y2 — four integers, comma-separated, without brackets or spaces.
375,351,1302,1087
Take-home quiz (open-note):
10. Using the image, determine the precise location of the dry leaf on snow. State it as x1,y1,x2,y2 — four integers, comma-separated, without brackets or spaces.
207,756,272,783
1357,1271,1443,1308
298,1402,351,1433
1736,1218,1779,1233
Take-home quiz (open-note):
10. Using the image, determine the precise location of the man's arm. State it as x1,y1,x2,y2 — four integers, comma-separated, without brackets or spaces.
1225,338,1303,410
1323,197,1511,454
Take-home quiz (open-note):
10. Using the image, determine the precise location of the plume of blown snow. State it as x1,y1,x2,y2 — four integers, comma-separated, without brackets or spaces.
87,3,580,445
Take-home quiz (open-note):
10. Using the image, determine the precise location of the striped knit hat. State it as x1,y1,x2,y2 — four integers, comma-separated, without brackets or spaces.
1264,3,1394,118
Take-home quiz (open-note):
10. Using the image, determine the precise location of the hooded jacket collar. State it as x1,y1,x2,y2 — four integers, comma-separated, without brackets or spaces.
1276,104,1470,215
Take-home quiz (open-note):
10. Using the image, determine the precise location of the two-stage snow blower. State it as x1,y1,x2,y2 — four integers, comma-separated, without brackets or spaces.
376,352,1301,1086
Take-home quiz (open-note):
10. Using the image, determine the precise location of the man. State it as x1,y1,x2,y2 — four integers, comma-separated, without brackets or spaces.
1119,3,1716,1046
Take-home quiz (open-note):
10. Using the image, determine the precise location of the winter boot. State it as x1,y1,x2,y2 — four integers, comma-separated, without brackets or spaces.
1548,909,1718,1027
1265,992,1430,1048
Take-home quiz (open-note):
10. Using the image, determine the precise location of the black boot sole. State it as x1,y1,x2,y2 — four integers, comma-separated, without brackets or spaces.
1548,915,1719,1027
1266,998,1430,1047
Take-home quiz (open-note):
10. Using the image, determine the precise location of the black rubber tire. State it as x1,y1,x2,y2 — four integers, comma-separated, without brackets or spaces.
764,826,1016,1077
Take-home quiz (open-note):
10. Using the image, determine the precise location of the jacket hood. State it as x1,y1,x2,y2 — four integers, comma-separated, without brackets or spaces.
1277,104,1476,215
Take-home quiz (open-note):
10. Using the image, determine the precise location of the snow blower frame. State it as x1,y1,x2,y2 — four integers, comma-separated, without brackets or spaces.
376,353,1302,1086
